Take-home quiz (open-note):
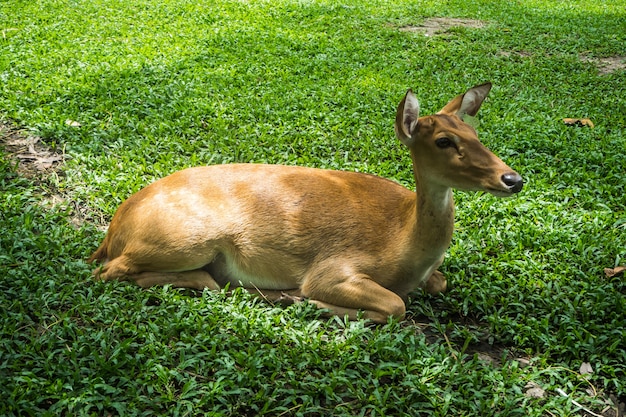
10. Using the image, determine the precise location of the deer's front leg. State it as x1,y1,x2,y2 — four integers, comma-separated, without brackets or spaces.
301,264,406,324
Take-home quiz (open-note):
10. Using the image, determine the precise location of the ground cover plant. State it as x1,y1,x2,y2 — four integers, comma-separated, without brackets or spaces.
1,0,625,415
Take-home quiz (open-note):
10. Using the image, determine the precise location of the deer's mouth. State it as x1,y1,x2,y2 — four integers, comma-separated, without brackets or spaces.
487,186,523,198
487,189,516,198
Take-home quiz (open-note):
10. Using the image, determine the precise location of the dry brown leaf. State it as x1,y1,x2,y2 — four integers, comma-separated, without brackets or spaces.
15,153,40,160
34,155,64,169
563,118,595,128
604,266,626,278
580,362,594,375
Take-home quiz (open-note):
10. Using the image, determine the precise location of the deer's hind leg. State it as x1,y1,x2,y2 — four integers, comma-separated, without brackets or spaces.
132,270,220,290
92,255,221,291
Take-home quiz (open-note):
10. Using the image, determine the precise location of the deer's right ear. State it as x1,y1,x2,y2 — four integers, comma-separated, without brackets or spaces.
395,89,420,146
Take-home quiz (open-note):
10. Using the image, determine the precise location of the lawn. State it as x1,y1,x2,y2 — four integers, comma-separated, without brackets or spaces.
1,0,625,415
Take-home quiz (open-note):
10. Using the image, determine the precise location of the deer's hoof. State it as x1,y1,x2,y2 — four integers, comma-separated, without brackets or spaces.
423,270,447,294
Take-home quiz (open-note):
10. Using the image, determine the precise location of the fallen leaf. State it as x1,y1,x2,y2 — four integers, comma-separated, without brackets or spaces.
34,155,64,169
6,136,39,147
604,266,626,278
524,381,546,399
65,119,81,128
15,154,38,160
563,118,594,128
580,362,594,375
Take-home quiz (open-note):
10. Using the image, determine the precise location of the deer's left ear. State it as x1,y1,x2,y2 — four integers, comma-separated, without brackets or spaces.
394,89,420,146
438,82,492,118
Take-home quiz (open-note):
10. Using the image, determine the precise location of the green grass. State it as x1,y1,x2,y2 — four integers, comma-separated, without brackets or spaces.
1,0,625,415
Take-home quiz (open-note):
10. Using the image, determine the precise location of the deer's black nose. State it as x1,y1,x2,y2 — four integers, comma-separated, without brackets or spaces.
502,173,523,193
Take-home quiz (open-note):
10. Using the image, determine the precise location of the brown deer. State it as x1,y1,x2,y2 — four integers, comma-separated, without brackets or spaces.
89,83,523,323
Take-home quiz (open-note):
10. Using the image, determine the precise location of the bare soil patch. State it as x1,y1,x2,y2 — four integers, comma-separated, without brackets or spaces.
0,122,67,179
399,18,487,37
498,50,533,58
1,121,106,228
580,55,626,75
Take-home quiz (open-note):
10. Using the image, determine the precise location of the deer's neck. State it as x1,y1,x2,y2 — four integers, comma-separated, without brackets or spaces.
392,172,455,295
411,169,455,254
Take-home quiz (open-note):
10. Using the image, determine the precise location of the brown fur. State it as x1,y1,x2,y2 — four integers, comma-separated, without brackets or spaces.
89,83,522,323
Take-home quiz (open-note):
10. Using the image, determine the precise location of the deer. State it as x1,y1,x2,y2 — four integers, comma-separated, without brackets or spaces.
89,82,523,324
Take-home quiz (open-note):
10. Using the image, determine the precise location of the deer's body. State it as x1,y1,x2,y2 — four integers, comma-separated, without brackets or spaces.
90,83,523,323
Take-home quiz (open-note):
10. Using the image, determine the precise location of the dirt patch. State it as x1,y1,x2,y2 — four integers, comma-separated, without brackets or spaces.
497,52,625,76
580,55,626,75
1,121,106,229
498,50,533,59
0,122,68,179
399,18,487,37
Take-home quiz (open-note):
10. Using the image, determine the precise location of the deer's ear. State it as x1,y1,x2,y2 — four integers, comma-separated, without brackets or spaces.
395,89,420,146
438,82,492,118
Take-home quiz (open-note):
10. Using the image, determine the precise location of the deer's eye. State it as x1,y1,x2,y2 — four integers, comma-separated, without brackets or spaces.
435,137,453,148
